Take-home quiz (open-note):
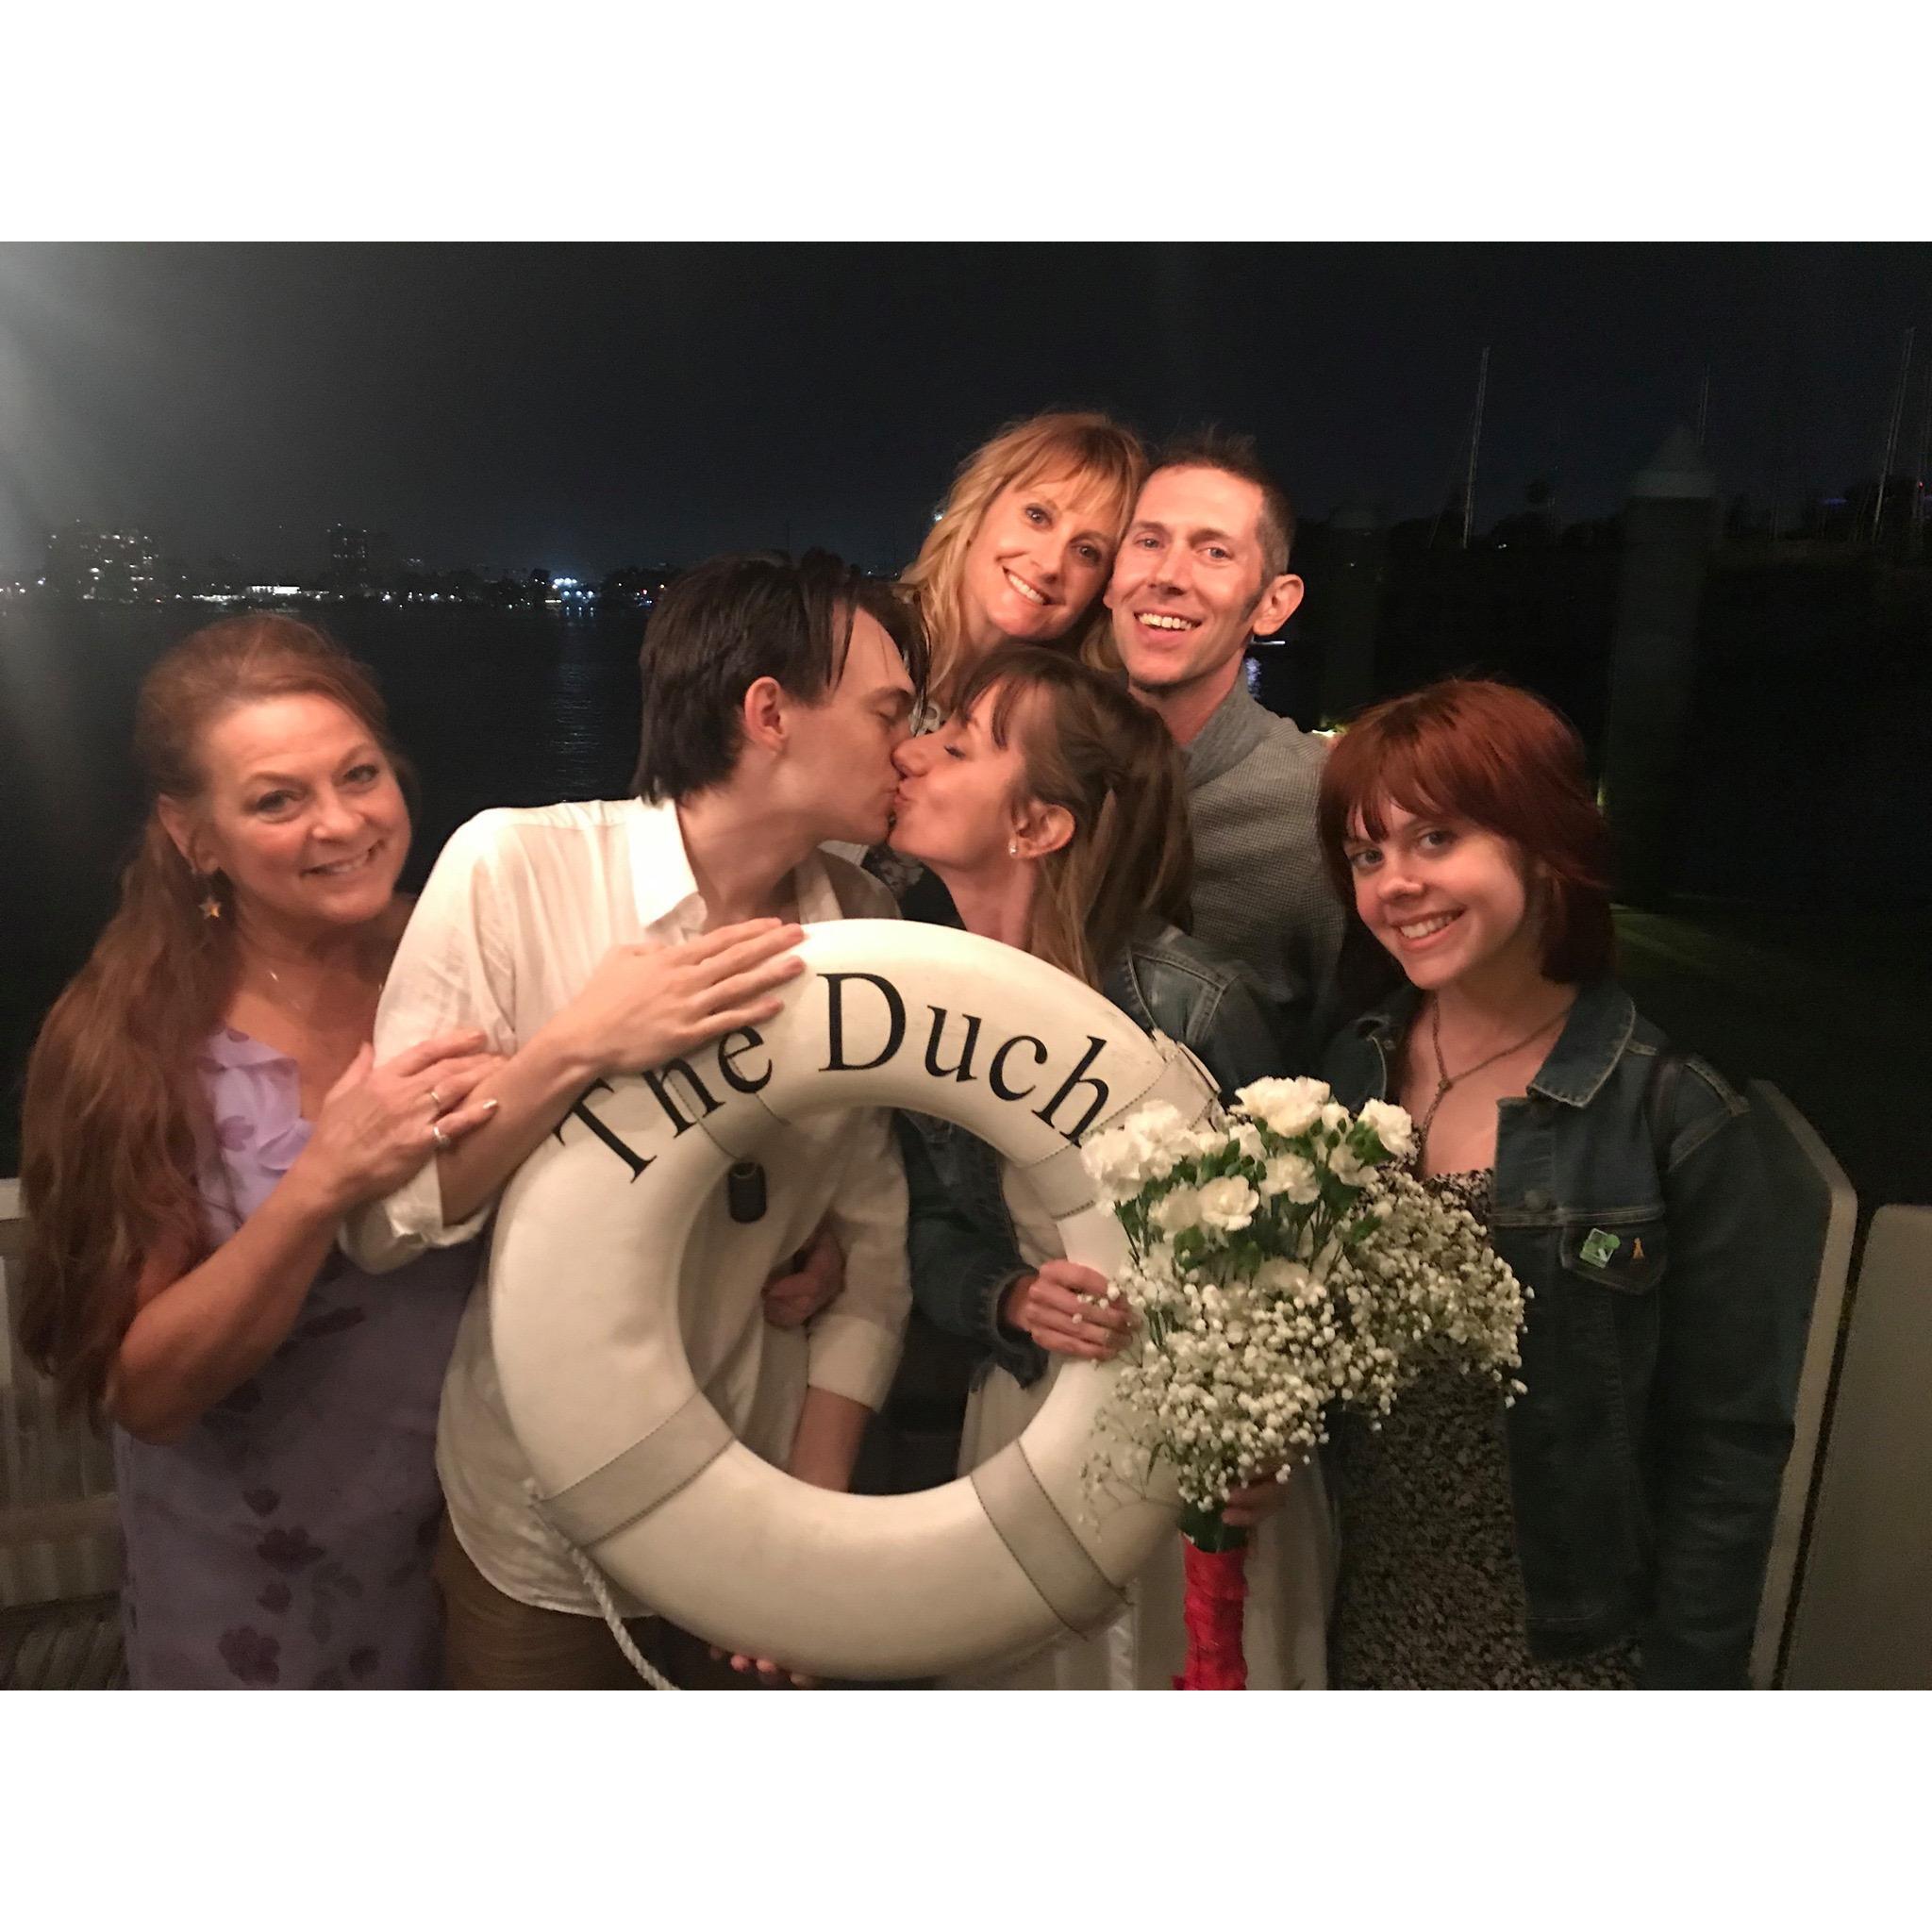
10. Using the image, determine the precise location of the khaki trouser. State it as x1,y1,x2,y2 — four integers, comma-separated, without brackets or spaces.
432,1516,788,1690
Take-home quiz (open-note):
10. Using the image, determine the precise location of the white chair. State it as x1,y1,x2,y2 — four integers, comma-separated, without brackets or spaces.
0,1179,124,1686
1784,1205,1932,1689
1744,1083,1858,1689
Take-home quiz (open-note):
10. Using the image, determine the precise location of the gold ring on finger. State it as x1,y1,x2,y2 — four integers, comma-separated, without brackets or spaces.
428,1087,445,1112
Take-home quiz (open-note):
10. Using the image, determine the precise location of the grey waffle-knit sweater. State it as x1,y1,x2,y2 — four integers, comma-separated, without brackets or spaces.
1182,675,1346,1072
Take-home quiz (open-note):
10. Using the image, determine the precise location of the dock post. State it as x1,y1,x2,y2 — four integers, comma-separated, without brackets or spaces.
1601,425,1717,907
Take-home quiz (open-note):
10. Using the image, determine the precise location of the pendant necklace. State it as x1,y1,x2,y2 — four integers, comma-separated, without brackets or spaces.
256,947,363,1027
258,957,312,1022
1414,994,1574,1163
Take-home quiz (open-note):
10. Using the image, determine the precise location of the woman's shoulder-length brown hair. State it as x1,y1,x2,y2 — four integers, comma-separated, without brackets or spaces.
1316,677,1616,986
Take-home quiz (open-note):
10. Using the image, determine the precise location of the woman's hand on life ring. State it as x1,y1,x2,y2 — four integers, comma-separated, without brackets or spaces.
551,919,808,1079
297,1031,503,1214
1001,1259,1135,1361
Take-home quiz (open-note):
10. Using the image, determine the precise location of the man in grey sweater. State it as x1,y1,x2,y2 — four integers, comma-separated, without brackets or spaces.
1105,430,1345,1071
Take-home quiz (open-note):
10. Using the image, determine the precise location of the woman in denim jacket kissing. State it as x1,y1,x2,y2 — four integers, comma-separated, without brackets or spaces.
887,644,1336,1688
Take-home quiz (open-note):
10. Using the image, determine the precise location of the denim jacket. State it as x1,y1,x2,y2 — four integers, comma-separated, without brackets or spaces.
1324,977,1807,1689
898,922,1280,1393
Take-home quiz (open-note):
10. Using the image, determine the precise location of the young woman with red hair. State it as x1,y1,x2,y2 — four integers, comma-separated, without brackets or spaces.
1317,678,1805,1689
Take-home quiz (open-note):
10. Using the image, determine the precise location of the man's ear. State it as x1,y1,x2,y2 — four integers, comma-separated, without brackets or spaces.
1011,798,1074,860
1251,572,1306,640
155,797,204,874
741,675,788,757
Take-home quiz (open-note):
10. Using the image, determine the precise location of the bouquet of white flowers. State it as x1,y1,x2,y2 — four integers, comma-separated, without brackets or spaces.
1079,1074,1527,1688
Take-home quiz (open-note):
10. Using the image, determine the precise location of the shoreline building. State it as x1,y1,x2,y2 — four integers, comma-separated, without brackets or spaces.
325,522,398,595
43,523,162,602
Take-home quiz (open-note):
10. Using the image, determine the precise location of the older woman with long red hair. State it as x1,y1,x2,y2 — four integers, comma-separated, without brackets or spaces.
16,617,505,1686
16,614,801,1689
1316,677,1806,1689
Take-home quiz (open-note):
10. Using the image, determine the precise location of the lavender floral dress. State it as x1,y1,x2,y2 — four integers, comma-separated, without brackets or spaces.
111,1026,475,1689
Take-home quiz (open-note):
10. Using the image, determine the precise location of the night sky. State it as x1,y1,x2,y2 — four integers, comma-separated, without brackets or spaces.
2,242,1928,580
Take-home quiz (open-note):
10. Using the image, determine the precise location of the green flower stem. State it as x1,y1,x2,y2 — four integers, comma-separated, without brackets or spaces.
1179,1504,1249,1554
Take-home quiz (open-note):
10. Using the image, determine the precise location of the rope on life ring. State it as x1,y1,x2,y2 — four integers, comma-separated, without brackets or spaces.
489,920,1210,1682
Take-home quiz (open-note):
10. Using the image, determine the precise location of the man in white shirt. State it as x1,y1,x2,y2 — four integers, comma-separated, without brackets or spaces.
345,549,925,1688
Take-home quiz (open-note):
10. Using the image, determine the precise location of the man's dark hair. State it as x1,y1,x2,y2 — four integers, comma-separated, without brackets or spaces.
1152,427,1298,579
631,548,925,802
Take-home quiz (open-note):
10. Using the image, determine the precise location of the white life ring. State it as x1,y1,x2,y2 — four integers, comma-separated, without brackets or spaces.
488,919,1213,1681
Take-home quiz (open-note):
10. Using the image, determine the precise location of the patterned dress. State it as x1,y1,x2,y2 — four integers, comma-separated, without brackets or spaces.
111,1025,476,1689
1327,1170,1641,1690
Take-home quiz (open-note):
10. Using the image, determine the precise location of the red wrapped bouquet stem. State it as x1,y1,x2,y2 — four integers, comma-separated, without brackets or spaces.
1174,1507,1248,1690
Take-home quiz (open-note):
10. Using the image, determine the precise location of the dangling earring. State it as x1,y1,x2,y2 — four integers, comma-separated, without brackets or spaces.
196,871,222,920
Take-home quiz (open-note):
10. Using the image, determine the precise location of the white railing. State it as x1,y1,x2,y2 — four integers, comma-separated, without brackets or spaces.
0,1179,123,1611
1785,1204,1932,1688
1746,1083,1859,1688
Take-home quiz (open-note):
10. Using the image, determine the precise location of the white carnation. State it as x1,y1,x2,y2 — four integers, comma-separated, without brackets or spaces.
1195,1176,1260,1234
1329,1144,1371,1188
1083,1101,1201,1198
1121,1102,1191,1176
1151,1185,1203,1235
1260,1151,1320,1204
1357,1100,1415,1160
1081,1125,1155,1201
1234,1075,1331,1140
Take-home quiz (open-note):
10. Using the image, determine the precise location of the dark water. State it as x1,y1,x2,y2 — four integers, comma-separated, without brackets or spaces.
5,591,1928,1183
1,603,645,1166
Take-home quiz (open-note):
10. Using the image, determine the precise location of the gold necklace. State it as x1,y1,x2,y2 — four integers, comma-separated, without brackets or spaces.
256,958,320,1028
1415,994,1574,1161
